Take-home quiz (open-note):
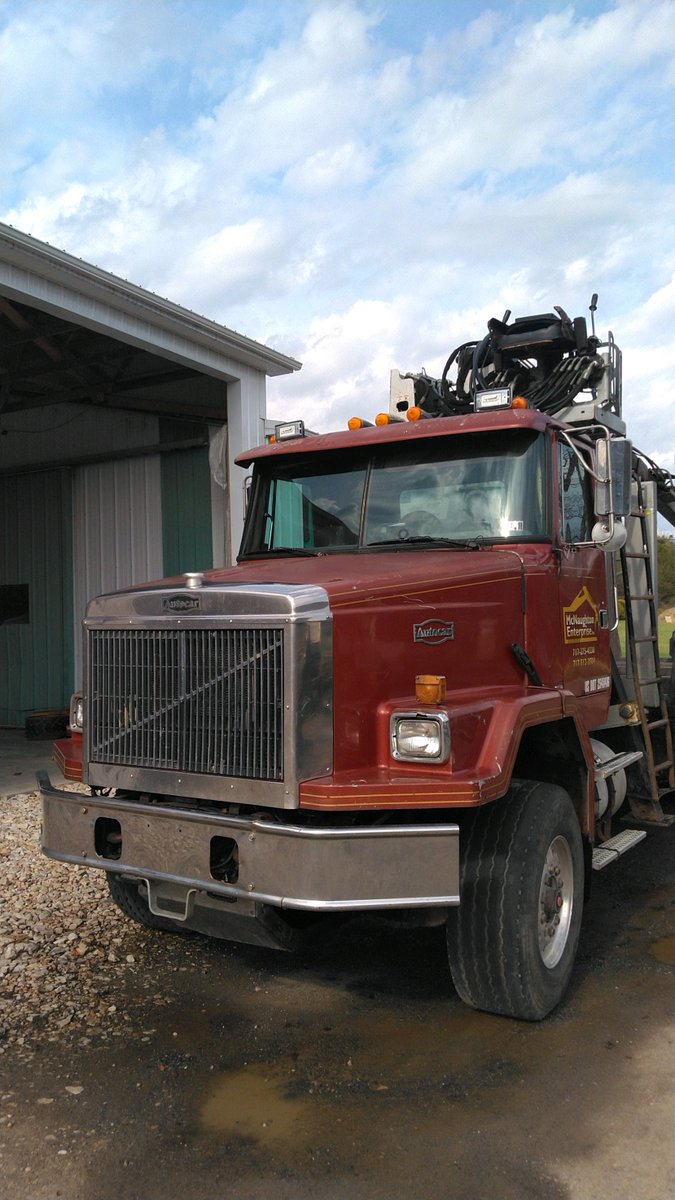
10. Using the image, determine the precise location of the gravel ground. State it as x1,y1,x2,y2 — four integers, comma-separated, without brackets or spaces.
1,786,673,1200
0,788,174,1059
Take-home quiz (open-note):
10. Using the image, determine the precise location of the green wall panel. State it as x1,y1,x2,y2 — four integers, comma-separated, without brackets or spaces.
0,469,73,726
161,446,213,577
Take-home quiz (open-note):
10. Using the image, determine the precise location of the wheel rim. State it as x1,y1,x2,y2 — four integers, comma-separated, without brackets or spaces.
538,834,574,969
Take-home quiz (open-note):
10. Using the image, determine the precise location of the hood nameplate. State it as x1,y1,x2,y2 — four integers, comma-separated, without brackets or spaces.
162,595,202,613
413,619,454,644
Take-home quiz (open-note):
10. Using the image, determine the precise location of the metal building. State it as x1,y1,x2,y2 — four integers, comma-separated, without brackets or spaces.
0,224,300,727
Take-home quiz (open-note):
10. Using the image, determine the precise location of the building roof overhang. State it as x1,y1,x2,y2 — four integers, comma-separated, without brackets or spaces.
0,223,301,427
0,223,300,377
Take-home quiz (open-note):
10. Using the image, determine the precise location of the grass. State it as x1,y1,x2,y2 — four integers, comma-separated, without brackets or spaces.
658,620,674,658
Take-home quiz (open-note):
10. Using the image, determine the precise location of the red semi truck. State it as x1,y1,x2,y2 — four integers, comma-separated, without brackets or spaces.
40,301,675,1020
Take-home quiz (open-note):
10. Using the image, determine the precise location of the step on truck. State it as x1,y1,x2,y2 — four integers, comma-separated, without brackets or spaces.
40,297,675,1021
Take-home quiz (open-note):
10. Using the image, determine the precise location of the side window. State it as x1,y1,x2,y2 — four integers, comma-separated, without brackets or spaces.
559,443,593,542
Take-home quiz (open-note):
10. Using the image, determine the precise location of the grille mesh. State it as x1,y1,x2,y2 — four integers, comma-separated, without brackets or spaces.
88,628,284,780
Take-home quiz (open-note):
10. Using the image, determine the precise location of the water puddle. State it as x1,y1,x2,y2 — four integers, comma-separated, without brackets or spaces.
199,1063,312,1145
648,935,675,966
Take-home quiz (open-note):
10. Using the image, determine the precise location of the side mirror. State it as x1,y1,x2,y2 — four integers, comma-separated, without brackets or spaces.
591,518,627,552
595,437,632,518
592,436,632,552
243,473,253,513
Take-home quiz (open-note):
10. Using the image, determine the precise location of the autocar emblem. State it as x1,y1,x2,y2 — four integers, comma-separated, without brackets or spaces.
413,619,454,644
162,595,201,613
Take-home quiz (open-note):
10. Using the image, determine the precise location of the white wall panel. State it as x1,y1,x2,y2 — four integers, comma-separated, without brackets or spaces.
0,405,160,471
71,456,163,685
226,367,267,560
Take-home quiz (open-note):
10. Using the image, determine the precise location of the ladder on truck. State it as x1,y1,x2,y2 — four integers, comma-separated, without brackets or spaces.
619,467,675,825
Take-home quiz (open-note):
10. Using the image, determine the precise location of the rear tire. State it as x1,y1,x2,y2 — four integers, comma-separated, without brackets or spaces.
446,780,584,1020
107,873,184,933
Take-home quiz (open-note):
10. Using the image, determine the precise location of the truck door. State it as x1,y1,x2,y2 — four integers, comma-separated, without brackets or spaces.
555,437,612,709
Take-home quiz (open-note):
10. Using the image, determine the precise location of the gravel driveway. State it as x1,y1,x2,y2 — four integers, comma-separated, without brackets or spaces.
1,788,148,1055
1,786,673,1200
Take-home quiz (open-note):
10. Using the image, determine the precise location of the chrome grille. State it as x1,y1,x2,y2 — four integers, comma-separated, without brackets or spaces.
88,628,284,780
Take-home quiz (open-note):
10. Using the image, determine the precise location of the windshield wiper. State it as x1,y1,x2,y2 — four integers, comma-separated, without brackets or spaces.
367,536,473,548
255,545,322,557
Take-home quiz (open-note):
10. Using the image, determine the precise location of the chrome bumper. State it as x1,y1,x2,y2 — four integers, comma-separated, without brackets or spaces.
38,772,460,913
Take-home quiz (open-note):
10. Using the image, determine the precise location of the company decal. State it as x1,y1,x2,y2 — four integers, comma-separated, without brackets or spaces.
413,619,455,644
162,595,201,613
562,586,599,645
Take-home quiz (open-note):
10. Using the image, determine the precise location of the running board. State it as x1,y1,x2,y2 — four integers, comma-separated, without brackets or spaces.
593,750,643,780
592,829,647,870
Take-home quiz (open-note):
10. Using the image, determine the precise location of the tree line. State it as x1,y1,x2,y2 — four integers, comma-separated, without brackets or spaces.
658,535,675,610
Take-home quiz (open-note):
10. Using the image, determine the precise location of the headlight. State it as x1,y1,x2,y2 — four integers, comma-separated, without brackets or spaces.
69,692,84,732
390,712,450,763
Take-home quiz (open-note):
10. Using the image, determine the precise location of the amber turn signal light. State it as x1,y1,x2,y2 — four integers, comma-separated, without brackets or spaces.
415,674,446,704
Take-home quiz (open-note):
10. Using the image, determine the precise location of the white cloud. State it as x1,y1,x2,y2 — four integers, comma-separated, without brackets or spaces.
0,0,672,475
267,298,403,425
285,143,375,194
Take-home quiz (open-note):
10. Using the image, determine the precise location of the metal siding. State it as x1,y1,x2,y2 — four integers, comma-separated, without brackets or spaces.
0,405,160,471
0,471,72,725
226,371,266,560
161,446,213,576
72,457,163,687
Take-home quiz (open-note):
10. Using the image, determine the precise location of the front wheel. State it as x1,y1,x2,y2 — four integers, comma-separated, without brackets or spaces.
107,872,185,933
446,780,585,1021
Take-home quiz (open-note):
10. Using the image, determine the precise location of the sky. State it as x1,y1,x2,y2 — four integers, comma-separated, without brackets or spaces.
1,0,673,474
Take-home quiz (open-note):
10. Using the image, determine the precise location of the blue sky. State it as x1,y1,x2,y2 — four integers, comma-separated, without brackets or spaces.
0,0,673,470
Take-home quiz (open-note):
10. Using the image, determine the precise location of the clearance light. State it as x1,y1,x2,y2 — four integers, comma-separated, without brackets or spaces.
512,395,528,409
415,674,446,705
406,406,423,421
348,416,373,430
376,411,405,424
390,711,450,763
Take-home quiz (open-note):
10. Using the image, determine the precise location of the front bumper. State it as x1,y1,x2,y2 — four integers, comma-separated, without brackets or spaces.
39,773,460,914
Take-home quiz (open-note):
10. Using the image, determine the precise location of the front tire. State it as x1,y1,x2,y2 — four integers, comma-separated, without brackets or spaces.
107,873,184,933
446,780,584,1020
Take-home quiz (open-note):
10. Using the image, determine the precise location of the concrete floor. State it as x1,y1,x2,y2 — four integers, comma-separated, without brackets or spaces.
0,727,63,797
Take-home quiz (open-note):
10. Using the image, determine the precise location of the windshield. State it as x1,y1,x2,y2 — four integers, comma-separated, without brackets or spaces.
241,430,548,556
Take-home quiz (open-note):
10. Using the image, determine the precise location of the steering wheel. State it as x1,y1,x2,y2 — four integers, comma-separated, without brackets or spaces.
400,510,444,537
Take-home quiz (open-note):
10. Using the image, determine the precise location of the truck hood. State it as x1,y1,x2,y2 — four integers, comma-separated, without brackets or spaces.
87,547,535,781
155,547,526,610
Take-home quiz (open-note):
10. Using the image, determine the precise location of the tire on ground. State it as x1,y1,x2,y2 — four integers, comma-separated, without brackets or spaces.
107,873,186,933
446,779,585,1021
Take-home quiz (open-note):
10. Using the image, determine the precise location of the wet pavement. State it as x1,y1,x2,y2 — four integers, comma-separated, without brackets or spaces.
1,801,673,1200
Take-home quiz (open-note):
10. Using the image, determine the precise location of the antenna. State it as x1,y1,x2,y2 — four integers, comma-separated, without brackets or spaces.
589,293,598,338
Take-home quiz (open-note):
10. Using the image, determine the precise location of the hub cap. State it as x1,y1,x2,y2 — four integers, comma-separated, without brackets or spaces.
538,835,574,969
